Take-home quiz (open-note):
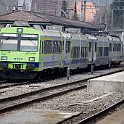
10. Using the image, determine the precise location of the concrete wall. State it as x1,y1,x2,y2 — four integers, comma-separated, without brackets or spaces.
87,80,124,94
87,72,124,94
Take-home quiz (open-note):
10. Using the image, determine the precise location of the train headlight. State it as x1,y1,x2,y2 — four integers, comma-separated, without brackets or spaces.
29,57,35,62
1,56,8,60
17,28,23,33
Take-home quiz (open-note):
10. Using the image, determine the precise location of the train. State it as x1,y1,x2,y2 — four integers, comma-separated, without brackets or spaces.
0,24,123,79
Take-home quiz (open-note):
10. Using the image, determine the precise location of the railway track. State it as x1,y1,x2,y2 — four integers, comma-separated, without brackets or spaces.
0,81,87,114
0,66,124,114
0,81,30,89
57,98,124,124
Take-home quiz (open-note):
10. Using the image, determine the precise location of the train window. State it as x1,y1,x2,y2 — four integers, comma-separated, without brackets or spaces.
20,34,38,52
81,47,87,58
62,41,64,50
20,39,38,52
72,47,75,58
98,47,103,57
95,43,97,52
53,41,57,53
66,41,70,53
118,44,121,51
81,47,83,58
113,43,121,51
85,47,87,57
72,47,76,58
89,42,91,52
0,39,17,51
109,43,112,51
53,40,61,53
72,47,80,58
44,40,52,54
104,47,109,56
0,34,18,51
77,47,80,58
42,41,44,53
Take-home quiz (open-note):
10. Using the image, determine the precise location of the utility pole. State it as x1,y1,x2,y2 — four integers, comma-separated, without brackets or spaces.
43,0,46,15
123,7,124,31
105,0,108,31
111,7,113,33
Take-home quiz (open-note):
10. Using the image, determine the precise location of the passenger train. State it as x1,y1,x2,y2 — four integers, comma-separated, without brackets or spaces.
0,24,123,79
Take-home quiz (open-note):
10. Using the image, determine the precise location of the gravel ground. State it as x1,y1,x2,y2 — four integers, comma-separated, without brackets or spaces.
21,88,124,124
30,88,124,112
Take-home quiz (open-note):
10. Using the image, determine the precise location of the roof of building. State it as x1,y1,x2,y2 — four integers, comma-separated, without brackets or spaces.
0,10,50,23
0,10,98,30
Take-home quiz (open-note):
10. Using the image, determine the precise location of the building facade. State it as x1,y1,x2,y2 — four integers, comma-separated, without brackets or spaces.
112,0,124,29
0,0,18,15
31,0,96,23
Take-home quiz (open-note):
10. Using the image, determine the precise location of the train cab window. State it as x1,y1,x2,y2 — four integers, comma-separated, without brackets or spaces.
0,34,18,51
66,41,70,53
20,34,38,52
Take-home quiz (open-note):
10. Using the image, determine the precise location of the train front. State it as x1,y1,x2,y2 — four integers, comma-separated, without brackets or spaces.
0,27,41,79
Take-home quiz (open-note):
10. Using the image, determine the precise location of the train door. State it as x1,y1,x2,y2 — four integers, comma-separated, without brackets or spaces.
88,39,97,65
61,32,71,67
52,39,61,67
39,40,44,70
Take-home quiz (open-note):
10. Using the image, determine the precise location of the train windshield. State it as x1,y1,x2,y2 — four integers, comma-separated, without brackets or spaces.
0,34,38,52
20,34,38,52
0,34,18,51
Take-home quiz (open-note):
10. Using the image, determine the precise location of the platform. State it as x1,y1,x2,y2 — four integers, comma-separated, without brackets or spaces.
96,107,124,124
87,71,124,93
